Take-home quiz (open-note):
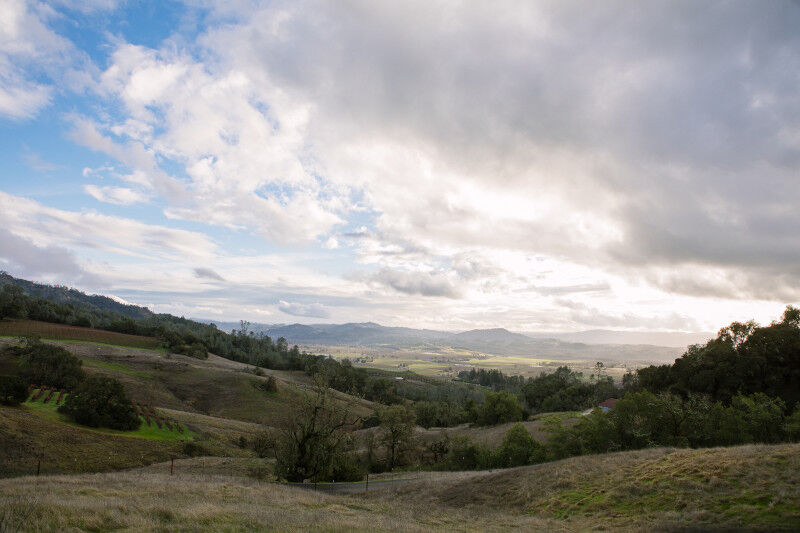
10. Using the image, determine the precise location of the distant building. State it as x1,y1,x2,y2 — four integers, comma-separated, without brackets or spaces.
598,398,618,411
582,397,618,416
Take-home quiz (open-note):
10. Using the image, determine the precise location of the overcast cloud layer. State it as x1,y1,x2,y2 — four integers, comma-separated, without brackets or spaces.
0,0,798,333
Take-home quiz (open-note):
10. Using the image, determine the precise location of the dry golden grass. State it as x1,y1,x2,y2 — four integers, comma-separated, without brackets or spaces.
0,406,180,478
413,415,576,448
1,443,797,531
386,443,800,531
0,471,547,532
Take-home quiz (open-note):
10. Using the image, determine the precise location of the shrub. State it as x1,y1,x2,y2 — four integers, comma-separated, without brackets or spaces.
472,391,524,426
785,405,800,442
729,392,786,444
250,431,274,458
261,376,278,393
0,375,28,405
414,401,439,429
182,441,208,457
14,341,85,390
71,315,92,328
493,423,546,468
185,342,208,359
330,446,365,482
58,376,140,430
247,463,272,480
445,436,491,470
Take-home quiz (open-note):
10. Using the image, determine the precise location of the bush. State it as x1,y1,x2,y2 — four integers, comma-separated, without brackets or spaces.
250,430,274,458
472,391,525,426
182,441,209,457
330,447,365,482
445,436,491,470
58,376,140,430
247,463,272,480
728,392,786,444
493,423,545,468
264,376,277,392
785,405,800,442
0,375,28,405
13,341,85,390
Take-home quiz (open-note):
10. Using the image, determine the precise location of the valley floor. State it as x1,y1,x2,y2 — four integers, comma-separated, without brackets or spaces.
1,443,798,532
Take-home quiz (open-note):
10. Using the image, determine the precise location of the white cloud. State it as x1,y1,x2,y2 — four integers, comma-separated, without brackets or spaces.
79,42,344,244
0,191,217,261
0,228,98,284
4,1,799,332
0,0,94,119
278,300,330,318
368,268,461,299
84,184,148,205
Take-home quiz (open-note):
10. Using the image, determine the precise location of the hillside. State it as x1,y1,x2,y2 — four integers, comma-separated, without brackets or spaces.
1,443,797,531
0,336,377,477
0,272,153,321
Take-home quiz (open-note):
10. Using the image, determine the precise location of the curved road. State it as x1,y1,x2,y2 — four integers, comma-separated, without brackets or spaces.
285,477,419,494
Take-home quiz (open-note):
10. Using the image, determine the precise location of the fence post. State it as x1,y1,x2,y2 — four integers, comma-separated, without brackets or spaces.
36,457,41,476
170,457,174,475
365,473,369,494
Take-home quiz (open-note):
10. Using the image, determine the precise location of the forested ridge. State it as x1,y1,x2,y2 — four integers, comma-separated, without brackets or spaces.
0,271,300,365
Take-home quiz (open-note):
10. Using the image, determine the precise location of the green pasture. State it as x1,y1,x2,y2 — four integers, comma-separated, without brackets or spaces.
24,391,194,442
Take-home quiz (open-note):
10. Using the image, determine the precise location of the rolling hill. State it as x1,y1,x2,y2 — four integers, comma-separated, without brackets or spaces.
1,442,797,531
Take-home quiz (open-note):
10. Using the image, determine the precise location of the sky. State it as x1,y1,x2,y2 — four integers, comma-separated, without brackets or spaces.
0,0,799,333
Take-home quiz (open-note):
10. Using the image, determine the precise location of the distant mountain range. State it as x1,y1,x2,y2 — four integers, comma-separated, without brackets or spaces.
524,329,712,348
207,320,696,363
0,272,699,363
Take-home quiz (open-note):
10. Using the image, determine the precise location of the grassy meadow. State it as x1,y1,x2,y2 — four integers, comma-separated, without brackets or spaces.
2,330,798,531
23,391,194,442
1,443,797,532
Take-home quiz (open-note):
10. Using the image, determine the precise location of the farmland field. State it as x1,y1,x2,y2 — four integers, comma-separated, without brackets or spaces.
301,343,640,379
0,320,163,350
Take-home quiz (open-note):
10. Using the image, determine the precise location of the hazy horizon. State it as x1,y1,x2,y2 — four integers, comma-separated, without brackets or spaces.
1,1,799,333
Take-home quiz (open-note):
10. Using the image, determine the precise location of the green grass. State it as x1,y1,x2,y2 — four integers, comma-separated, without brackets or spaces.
79,357,151,378
24,393,194,442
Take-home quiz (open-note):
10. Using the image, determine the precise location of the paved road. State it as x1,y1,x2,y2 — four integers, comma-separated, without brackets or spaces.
286,477,419,494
